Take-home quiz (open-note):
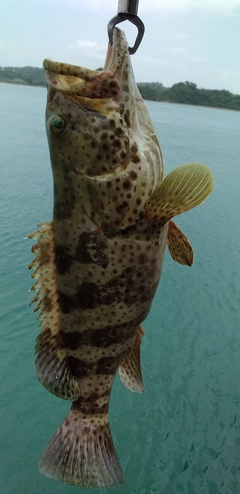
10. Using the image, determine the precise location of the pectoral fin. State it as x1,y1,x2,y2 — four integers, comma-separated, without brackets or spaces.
143,163,214,225
119,325,144,393
167,220,194,266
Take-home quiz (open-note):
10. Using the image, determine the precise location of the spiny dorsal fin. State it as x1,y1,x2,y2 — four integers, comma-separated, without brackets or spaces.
144,163,214,224
28,222,81,401
167,220,194,266
118,325,144,393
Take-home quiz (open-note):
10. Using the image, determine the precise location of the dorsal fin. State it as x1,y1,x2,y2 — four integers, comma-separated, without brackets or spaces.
28,222,81,401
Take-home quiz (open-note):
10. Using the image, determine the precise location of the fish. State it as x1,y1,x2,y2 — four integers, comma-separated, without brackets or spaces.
28,27,214,489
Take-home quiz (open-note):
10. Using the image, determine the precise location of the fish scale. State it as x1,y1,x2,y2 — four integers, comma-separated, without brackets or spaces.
29,27,214,489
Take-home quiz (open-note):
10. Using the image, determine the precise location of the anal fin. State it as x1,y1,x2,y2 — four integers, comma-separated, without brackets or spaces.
119,325,144,393
167,219,194,266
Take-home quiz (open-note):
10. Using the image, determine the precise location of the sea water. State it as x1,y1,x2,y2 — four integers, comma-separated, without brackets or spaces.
0,83,240,494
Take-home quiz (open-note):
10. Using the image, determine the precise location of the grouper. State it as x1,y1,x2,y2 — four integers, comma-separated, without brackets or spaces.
29,27,214,489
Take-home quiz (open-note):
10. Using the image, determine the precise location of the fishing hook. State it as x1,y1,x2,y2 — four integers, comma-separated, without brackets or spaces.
107,0,145,55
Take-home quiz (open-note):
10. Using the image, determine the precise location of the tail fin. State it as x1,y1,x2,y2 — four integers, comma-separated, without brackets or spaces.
39,407,123,489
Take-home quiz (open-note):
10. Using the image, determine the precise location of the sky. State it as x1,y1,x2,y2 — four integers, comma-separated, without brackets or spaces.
1,0,240,93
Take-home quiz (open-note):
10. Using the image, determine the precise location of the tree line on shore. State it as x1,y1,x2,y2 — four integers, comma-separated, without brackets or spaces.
138,81,240,111
1,66,240,111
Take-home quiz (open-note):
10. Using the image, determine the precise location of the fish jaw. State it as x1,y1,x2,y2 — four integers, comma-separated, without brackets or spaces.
43,28,163,236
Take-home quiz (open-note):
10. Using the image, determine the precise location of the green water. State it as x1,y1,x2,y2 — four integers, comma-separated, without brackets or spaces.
0,83,240,494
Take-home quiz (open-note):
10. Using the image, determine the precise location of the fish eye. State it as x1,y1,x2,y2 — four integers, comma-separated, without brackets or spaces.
49,115,66,135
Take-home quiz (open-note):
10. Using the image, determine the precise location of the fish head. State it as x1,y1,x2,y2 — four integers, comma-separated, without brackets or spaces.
44,28,163,234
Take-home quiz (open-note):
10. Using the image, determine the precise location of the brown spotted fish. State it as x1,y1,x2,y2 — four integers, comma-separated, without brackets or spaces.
28,27,214,489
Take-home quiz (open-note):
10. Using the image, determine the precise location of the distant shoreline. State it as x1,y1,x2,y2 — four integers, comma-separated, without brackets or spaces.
145,99,240,112
0,79,45,88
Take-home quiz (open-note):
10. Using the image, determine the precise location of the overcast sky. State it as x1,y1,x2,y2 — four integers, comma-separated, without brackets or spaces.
1,0,240,93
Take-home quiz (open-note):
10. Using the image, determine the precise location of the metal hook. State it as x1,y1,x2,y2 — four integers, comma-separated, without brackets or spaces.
107,0,145,55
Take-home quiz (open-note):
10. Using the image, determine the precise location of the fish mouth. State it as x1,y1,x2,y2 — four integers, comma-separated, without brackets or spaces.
43,28,128,100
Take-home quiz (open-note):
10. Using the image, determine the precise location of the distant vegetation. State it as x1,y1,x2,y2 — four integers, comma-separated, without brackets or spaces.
1,66,240,111
139,81,240,111
0,66,45,86
137,82,166,100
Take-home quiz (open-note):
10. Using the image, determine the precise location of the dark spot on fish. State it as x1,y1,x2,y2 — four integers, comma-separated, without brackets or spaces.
115,202,128,215
109,119,116,128
138,253,148,264
91,322,138,348
113,139,121,149
60,330,82,350
75,232,109,268
96,355,123,375
122,179,131,190
54,198,75,220
68,356,89,378
124,109,130,127
109,82,118,90
75,282,104,310
116,127,123,136
70,353,126,382
55,245,74,275
72,391,110,415
129,170,138,180
131,143,138,153
58,292,75,313
101,132,108,140
42,294,53,311
131,153,141,164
